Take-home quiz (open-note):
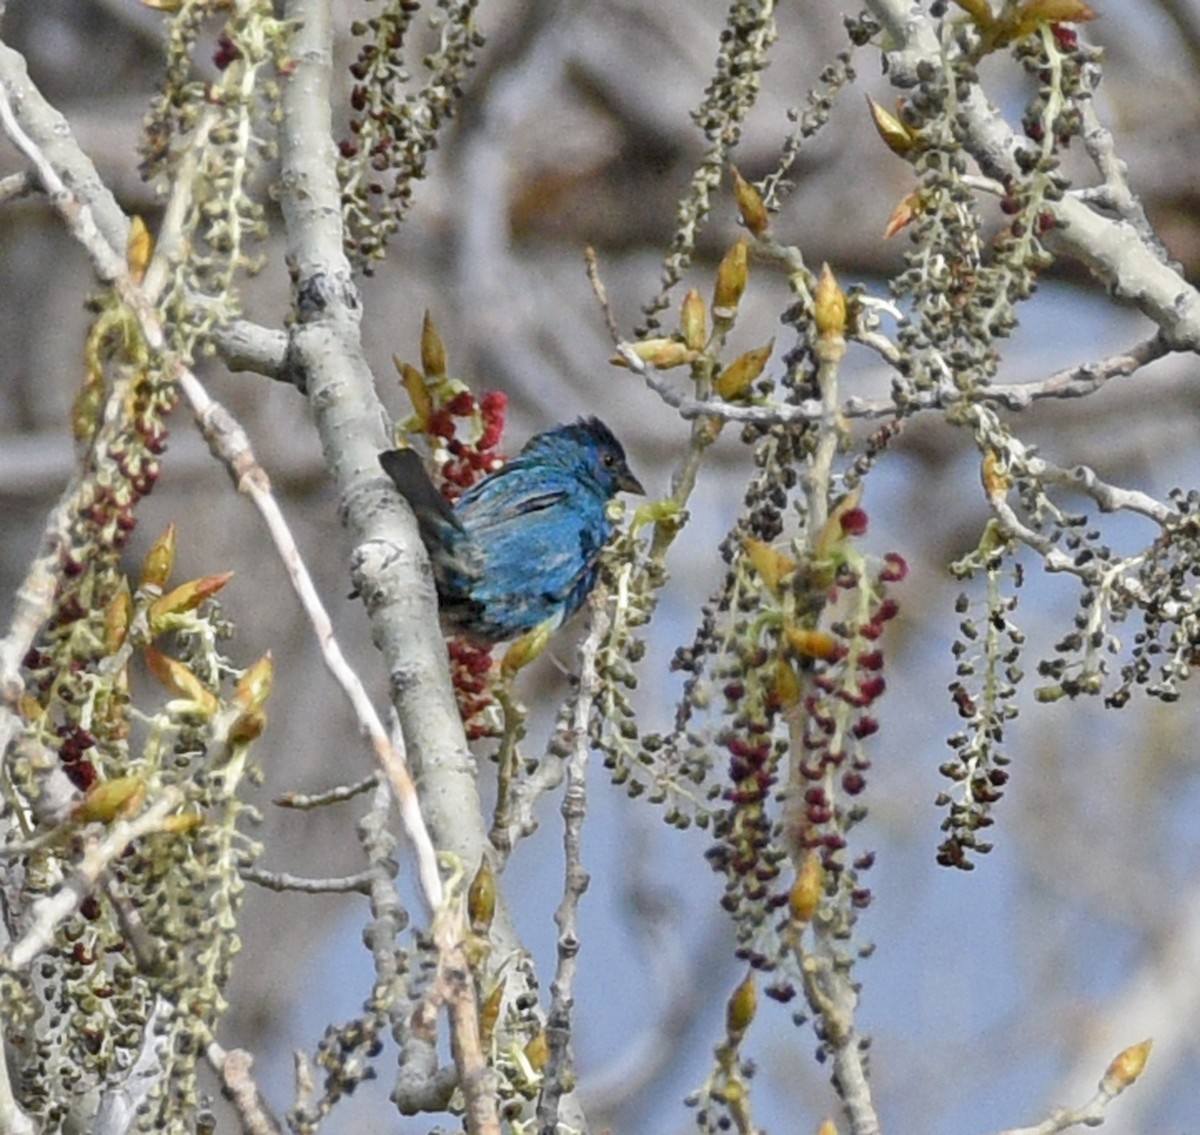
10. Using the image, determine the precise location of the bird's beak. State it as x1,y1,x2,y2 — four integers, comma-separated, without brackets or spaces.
619,467,645,495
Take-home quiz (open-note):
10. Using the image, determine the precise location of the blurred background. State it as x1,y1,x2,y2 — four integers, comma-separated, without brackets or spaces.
3,1,1200,1132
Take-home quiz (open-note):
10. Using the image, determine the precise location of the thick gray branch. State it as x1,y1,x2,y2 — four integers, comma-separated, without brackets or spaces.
277,0,499,901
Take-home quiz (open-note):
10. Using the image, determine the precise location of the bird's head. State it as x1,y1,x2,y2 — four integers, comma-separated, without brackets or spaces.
524,417,645,497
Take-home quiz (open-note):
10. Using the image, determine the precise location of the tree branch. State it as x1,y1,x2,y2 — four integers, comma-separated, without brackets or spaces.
275,2,504,1129
865,0,1200,351
536,600,607,1135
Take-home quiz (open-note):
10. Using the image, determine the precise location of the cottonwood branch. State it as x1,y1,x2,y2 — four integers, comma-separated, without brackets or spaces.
865,0,1200,351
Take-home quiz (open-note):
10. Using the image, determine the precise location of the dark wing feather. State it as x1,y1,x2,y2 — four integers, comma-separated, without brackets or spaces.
379,449,464,534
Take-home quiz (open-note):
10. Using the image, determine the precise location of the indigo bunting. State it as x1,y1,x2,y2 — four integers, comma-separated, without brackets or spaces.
380,417,644,642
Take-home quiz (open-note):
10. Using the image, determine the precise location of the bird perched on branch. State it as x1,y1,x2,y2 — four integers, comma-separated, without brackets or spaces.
380,416,644,643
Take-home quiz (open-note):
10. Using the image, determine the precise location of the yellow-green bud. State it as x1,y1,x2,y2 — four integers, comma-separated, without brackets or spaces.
1100,1039,1152,1097
713,240,749,320
421,310,447,378
680,288,708,352
725,971,757,1038
789,851,823,924
468,857,496,934
139,523,177,591
148,571,235,636
731,166,769,236
715,340,773,401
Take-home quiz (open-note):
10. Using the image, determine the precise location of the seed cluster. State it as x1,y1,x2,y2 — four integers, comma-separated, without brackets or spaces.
9,522,266,1132
143,2,282,359
340,0,484,270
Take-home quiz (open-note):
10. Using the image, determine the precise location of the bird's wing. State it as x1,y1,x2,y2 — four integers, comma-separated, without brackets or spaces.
379,449,464,534
459,468,610,627
454,464,575,531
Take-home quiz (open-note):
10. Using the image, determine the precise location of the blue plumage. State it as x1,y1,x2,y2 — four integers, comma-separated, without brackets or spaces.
380,417,644,642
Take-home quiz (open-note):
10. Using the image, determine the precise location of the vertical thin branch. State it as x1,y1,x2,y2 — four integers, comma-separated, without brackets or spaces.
536,601,608,1135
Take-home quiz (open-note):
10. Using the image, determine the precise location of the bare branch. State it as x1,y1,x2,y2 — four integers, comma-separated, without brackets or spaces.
240,866,376,895
273,772,378,809
207,1043,285,1135
0,169,35,204
536,600,608,1135
624,332,1171,427
276,2,504,1130
990,1039,1151,1135
213,319,290,382
866,0,1200,350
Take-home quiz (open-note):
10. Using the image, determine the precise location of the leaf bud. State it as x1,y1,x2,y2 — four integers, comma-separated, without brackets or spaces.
784,624,840,661
228,709,267,744
789,851,823,924
1100,1038,1152,1097
680,288,708,352
731,166,769,236
468,857,496,934
103,580,133,654
715,339,774,401
73,775,147,824
421,310,447,378
523,1029,549,1073
502,620,553,678
865,96,917,156
139,523,177,591
148,571,235,635
813,263,847,342
980,449,1011,501
145,647,219,718
725,971,757,1039
161,812,204,834
396,357,433,428
713,239,749,320
769,657,802,710
743,538,795,597
615,338,696,370
126,216,154,284
884,191,923,240
234,651,275,714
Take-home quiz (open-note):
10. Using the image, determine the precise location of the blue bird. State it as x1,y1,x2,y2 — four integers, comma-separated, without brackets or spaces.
380,417,644,643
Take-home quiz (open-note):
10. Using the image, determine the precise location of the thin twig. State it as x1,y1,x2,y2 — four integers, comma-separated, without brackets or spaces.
180,380,446,908
207,1042,285,1135
240,866,376,895
536,600,607,1135
1075,64,1163,256
624,332,1170,427
0,169,35,204
990,1041,1150,1135
273,772,378,809
433,896,500,1135
584,246,622,346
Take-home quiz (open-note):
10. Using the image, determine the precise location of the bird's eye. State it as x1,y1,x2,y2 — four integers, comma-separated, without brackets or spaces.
602,452,617,467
